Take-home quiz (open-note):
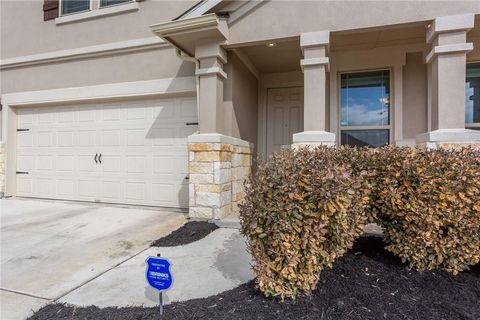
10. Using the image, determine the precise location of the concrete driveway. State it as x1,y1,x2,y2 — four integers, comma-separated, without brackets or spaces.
0,198,185,320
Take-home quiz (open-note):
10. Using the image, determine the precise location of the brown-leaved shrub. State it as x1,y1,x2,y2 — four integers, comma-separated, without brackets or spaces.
368,147,480,275
240,146,480,298
239,147,371,299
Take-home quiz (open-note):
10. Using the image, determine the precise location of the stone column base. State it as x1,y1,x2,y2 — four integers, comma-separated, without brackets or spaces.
188,134,253,220
416,129,480,149
292,131,336,148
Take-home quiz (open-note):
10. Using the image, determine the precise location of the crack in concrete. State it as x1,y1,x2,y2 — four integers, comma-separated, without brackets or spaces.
0,288,51,301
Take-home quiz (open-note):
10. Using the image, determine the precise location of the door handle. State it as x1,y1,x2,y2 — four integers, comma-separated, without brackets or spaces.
94,153,98,164
98,153,102,164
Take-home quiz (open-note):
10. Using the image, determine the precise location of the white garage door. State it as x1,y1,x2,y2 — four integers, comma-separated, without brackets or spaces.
16,97,197,208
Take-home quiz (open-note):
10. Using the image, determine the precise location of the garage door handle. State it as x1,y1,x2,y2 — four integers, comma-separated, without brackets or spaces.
98,153,102,164
94,153,98,164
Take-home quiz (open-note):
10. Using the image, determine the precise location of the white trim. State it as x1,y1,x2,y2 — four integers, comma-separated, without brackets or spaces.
178,0,223,20
195,67,227,80
300,57,329,72
425,43,473,63
1,77,196,107
56,1,139,25
416,128,480,143
0,37,166,70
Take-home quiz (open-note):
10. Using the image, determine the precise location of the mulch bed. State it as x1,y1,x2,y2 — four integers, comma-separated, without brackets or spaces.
29,237,480,320
150,221,218,247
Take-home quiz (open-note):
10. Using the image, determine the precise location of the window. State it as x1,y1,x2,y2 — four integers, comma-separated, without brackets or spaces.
340,70,391,147
61,0,90,15
100,0,131,8
466,63,480,129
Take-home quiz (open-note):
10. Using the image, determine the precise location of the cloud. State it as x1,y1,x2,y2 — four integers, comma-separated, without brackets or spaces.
341,104,389,126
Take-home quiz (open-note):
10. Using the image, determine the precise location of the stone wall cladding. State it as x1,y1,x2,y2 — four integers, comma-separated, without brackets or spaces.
188,134,252,220
0,142,5,198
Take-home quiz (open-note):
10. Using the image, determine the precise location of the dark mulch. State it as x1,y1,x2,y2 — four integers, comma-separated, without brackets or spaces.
28,237,480,320
150,221,218,247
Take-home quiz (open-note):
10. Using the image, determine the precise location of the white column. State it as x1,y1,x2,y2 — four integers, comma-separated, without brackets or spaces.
417,13,480,148
292,30,335,147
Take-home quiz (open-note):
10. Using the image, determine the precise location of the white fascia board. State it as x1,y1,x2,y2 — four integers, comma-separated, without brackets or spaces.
179,0,223,20
0,37,167,70
1,77,196,106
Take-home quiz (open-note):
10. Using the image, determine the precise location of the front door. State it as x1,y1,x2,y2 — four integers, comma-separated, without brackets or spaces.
266,87,304,156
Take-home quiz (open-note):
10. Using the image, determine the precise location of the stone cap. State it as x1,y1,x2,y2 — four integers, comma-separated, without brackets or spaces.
292,131,336,143
416,128,480,143
188,133,253,148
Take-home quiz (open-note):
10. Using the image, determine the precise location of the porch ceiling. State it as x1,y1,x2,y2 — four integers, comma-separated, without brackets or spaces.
234,39,302,74
230,22,429,75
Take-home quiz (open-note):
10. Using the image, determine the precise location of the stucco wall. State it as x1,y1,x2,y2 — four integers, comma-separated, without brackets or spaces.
403,52,428,139
0,0,196,58
224,52,259,147
228,1,480,45
0,48,195,94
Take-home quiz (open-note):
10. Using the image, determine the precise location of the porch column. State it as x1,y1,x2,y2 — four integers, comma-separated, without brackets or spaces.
188,40,253,221
292,30,335,147
417,13,480,148
195,40,228,134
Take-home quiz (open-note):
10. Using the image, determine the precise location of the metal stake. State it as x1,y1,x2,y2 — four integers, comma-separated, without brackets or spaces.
159,291,163,316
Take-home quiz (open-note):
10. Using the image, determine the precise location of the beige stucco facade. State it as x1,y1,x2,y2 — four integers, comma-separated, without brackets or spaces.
1,0,480,218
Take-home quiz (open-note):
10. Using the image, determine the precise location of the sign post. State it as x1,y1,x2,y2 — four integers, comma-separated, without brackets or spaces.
146,254,173,316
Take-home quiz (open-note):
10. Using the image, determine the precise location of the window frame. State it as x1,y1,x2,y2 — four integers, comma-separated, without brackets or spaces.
59,0,93,16
466,61,480,130
99,0,133,9
338,68,394,147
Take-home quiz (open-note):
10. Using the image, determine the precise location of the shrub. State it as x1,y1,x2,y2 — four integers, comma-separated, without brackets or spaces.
369,147,480,275
240,146,480,299
239,147,371,299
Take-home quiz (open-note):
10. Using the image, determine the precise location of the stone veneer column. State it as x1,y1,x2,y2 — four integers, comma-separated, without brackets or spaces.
417,13,480,149
188,134,253,220
0,142,5,198
292,30,335,147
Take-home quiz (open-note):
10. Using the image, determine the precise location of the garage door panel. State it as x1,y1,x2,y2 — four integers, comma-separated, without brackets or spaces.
101,129,122,146
125,182,147,201
78,180,98,199
17,177,33,195
17,97,197,208
37,131,54,147
35,178,55,196
57,155,75,172
101,181,123,201
57,179,77,197
78,130,97,147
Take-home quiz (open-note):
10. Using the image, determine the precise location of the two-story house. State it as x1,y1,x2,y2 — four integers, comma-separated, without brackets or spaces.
1,0,479,221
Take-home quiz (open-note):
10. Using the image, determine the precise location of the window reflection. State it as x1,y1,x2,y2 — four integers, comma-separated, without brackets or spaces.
340,70,390,147
341,70,390,127
466,63,480,125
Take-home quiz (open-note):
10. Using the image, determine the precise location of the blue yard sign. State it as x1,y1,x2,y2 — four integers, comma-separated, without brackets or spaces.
146,256,173,292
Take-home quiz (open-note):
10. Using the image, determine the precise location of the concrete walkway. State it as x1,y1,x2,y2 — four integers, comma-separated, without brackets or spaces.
59,228,254,307
0,198,186,320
